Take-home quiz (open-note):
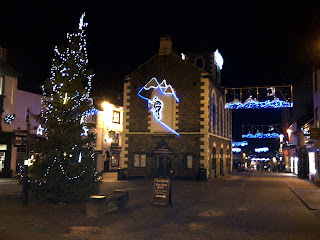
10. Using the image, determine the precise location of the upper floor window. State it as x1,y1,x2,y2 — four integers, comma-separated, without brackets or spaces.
220,98,224,137
211,90,217,134
195,57,204,69
112,110,120,124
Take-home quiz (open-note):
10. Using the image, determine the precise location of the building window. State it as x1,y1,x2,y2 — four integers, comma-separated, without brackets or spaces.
112,132,120,145
211,90,216,134
187,155,193,169
195,57,204,69
111,154,119,167
220,99,224,136
0,75,4,95
134,154,147,167
112,110,120,124
176,154,193,170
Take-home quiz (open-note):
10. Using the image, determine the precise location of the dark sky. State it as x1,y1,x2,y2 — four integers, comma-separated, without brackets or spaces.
1,1,320,100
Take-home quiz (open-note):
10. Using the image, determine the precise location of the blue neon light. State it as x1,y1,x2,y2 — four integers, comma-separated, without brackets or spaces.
255,147,269,153
232,148,241,153
225,99,293,109
232,141,248,147
242,132,280,138
138,77,179,136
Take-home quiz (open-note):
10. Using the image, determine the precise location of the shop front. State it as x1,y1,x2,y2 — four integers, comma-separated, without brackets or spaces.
0,132,13,177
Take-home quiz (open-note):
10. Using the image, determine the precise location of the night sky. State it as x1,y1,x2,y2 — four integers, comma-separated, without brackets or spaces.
1,1,320,150
1,1,319,95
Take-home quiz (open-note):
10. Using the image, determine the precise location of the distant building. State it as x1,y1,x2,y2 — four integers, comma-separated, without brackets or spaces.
0,47,42,177
120,37,232,180
285,68,319,181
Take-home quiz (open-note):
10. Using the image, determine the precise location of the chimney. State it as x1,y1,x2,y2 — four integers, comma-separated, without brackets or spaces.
159,36,173,55
0,47,8,62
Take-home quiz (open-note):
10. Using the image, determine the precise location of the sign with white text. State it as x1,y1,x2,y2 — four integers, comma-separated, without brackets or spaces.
153,178,172,206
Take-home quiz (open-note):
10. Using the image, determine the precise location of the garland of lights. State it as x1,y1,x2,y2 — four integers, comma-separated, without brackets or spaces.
225,98,293,109
21,153,100,184
232,141,248,147
242,132,280,139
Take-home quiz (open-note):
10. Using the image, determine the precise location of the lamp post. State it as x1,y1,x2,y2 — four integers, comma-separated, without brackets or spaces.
21,122,30,205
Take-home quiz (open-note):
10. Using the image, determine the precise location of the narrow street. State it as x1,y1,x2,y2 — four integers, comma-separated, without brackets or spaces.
1,172,320,240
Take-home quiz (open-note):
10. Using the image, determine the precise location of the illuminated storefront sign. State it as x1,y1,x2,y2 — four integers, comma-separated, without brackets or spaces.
308,152,317,176
138,77,179,136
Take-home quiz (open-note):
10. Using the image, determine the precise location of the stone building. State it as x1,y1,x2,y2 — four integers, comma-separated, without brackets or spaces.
120,37,232,180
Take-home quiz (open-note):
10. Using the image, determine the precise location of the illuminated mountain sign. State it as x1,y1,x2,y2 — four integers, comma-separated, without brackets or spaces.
138,77,179,136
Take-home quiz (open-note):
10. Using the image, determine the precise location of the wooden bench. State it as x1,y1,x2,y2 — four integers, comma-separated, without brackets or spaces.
173,170,196,180
86,190,129,217
125,170,149,179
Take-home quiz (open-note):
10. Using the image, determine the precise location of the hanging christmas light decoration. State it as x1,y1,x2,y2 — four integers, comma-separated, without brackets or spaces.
242,124,283,139
4,114,15,124
242,132,281,139
232,141,248,147
225,85,293,109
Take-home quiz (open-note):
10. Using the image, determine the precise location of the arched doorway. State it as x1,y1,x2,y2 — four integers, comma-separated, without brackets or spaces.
152,145,174,178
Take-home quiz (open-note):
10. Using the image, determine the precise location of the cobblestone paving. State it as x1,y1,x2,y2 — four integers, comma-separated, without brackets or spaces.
1,172,320,240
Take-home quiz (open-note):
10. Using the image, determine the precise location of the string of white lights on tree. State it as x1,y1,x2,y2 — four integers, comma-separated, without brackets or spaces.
27,13,99,187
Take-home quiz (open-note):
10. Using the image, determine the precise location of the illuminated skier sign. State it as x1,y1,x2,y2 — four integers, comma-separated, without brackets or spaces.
138,77,179,136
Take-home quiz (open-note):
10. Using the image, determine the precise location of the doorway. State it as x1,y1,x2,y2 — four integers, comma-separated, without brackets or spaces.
152,154,173,178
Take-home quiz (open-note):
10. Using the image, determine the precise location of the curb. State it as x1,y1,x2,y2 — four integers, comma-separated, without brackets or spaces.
287,184,317,210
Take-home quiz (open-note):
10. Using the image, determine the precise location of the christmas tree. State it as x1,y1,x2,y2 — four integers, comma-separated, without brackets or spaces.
31,13,100,203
